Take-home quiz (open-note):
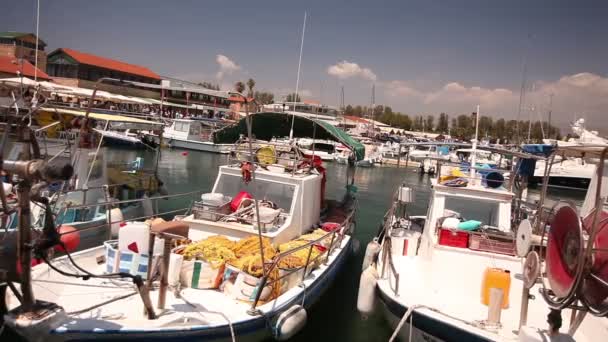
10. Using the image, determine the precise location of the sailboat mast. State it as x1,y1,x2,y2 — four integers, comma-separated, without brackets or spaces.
34,0,40,81
289,11,307,140
470,105,480,184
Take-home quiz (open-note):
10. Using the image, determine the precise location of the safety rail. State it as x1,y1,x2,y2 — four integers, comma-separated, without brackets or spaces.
228,139,321,177
247,197,358,313
379,200,400,297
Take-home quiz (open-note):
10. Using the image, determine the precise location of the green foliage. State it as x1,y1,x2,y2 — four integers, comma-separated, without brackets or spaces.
285,93,301,102
341,103,560,142
234,81,245,94
254,91,274,104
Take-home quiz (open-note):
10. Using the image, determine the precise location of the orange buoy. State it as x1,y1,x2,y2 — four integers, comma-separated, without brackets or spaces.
55,225,81,252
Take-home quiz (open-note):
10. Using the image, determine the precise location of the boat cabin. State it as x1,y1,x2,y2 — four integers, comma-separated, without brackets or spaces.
184,162,322,245
419,168,514,257
165,119,214,142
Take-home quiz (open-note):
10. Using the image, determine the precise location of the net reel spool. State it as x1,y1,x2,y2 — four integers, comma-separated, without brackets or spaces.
580,210,608,316
541,201,586,310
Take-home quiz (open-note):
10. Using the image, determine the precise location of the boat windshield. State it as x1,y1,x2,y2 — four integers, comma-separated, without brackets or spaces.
312,143,335,153
444,197,500,228
214,174,296,213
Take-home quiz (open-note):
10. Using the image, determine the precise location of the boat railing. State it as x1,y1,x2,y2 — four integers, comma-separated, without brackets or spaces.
227,139,320,177
53,189,204,239
246,198,357,313
379,200,401,296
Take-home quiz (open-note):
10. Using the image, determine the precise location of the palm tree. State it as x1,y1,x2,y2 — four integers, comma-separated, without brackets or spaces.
246,78,255,98
234,81,245,95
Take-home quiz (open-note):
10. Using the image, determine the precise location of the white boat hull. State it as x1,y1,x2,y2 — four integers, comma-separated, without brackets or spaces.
167,138,233,154
9,237,352,342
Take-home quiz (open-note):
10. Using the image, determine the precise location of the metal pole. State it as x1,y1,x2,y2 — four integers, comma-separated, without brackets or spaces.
397,144,402,168
289,11,307,140
17,180,35,309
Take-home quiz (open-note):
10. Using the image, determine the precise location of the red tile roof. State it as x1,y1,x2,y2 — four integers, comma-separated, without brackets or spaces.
58,48,160,80
344,115,369,123
0,56,49,80
228,95,254,103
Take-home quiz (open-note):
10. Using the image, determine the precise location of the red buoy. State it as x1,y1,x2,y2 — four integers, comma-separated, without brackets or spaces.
55,225,81,253
182,151,189,156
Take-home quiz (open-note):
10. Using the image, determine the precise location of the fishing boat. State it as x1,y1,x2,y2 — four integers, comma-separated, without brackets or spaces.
1,105,167,249
2,111,365,341
358,142,608,341
161,118,233,153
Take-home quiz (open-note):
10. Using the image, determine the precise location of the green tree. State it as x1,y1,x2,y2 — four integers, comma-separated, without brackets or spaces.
424,115,435,132
234,81,245,94
254,91,274,104
436,113,449,133
286,93,301,102
246,78,256,97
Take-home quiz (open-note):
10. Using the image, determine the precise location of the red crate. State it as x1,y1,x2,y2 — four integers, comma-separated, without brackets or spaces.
438,228,469,248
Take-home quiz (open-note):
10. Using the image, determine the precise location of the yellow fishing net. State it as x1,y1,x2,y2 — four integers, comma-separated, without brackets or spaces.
181,235,237,268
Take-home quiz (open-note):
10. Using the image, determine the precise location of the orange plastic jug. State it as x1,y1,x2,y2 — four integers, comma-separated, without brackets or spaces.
481,267,511,308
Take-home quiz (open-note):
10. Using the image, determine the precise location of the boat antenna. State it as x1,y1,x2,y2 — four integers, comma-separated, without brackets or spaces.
547,93,553,139
34,0,40,81
289,11,307,140
470,105,480,184
516,33,532,144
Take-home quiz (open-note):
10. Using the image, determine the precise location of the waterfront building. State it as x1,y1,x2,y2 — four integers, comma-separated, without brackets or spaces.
46,48,161,99
0,56,49,80
0,32,47,72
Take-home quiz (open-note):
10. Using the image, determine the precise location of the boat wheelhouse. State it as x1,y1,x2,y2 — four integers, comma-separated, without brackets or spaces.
162,118,233,153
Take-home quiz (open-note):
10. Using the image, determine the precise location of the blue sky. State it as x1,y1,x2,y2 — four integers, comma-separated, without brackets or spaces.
3,0,608,131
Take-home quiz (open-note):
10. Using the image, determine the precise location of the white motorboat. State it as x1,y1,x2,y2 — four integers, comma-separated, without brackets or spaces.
297,139,337,161
530,119,608,190
359,144,608,341
161,119,233,153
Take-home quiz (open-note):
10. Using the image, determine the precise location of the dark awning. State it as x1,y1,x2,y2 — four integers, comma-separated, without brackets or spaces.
213,112,365,160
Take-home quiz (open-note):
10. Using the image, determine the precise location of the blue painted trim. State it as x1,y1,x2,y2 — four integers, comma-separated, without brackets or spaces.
378,288,492,342
52,239,352,341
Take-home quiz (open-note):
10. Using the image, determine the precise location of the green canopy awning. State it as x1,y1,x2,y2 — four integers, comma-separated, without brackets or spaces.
213,112,365,160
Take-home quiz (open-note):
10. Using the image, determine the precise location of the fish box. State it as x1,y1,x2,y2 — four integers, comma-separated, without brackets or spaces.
469,233,515,256
192,200,231,222
179,259,225,289
438,228,469,248
104,240,153,279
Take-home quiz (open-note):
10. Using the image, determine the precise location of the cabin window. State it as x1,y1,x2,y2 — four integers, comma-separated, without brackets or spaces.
174,122,189,132
214,174,296,213
189,123,201,135
443,197,499,228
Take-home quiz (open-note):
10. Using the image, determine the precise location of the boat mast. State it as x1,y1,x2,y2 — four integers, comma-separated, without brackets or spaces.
470,105,480,184
34,0,40,81
289,11,307,140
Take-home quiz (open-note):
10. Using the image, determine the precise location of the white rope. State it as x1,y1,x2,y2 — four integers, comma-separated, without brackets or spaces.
389,304,421,342
179,291,236,342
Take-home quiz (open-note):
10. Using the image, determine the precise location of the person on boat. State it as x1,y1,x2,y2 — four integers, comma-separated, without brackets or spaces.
547,310,575,341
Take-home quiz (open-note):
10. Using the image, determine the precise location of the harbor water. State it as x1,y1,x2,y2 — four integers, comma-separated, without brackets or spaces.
3,146,586,341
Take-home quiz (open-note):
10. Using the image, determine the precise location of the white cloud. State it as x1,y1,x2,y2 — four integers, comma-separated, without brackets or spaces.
271,88,313,100
327,60,377,81
378,72,608,132
384,80,422,98
215,54,240,79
